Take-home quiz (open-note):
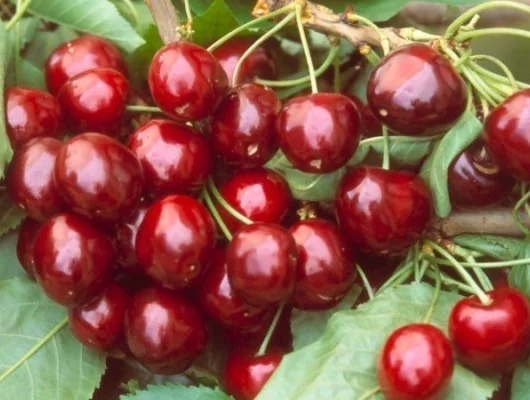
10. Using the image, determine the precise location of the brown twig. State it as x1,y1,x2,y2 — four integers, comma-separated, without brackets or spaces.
144,0,181,44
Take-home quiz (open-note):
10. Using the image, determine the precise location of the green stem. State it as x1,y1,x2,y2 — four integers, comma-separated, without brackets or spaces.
125,105,163,113
257,303,285,356
417,259,430,282
356,265,374,301
122,0,140,28
413,245,420,282
359,387,381,400
522,183,530,218
378,262,414,292
457,27,530,42
202,188,233,241
471,261,494,291
381,126,390,170
513,189,530,236
5,0,32,31
360,45,380,66
469,62,529,90
295,4,317,93
183,0,193,28
14,0,22,83
423,264,441,323
208,178,253,225
354,15,390,55
424,268,476,295
430,257,530,269
470,55,517,91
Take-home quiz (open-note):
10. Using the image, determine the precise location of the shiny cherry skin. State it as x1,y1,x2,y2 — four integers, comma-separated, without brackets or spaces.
226,223,298,306
289,218,356,310
33,213,113,306
6,87,63,149
125,286,207,374
54,133,144,222
378,323,454,400
211,84,281,169
16,218,42,279
367,43,467,135
336,167,432,255
7,137,64,221
448,140,515,209
128,119,212,196
148,41,228,121
113,203,149,270
449,287,530,375
57,68,129,133
135,195,216,290
276,93,361,173
69,283,128,351
45,35,127,95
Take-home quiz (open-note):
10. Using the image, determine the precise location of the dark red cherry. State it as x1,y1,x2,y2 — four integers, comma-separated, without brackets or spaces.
378,323,454,400
211,84,281,169
128,119,212,196
54,133,144,222
69,283,128,351
276,93,361,173
46,35,127,95
148,41,228,121
6,87,63,149
16,218,42,279
226,223,298,306
449,287,530,375
57,68,129,133
135,195,216,289
335,167,432,255
367,43,467,135
289,218,356,310
33,213,113,306
113,203,149,270
125,286,207,374
345,94,382,137
7,137,64,221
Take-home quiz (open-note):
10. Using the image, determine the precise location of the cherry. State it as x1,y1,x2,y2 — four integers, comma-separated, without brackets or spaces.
335,166,432,255
276,93,361,173
125,286,207,374
211,83,281,169
6,87,63,149
45,35,127,95
57,68,129,133
378,323,454,400
128,119,212,196
289,218,356,310
16,218,42,279
54,133,144,222
135,195,216,290
33,213,113,306
148,41,228,121
113,203,149,270
449,287,530,375
367,43,467,135
7,137,64,221
345,94,382,137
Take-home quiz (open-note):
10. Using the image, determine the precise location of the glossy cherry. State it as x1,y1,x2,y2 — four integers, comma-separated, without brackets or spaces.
367,43,467,135
54,133,144,222
148,41,228,121
125,286,207,374
33,213,113,306
335,166,432,255
7,137,64,221
128,119,212,196
378,323,454,400
113,203,149,270
45,35,127,95
16,218,42,279
211,83,281,169
276,93,361,173
449,287,530,375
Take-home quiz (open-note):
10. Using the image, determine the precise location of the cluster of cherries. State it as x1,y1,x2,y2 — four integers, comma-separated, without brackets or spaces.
5,29,530,400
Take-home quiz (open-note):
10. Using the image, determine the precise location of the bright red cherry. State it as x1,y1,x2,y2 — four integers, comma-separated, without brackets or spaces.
45,35,127,95
378,323,454,400
211,84,281,169
128,119,212,196
135,195,216,289
7,137,64,221
367,43,467,135
113,203,149,270
33,213,113,306
125,286,207,374
449,287,530,375
276,93,361,173
148,41,228,121
16,218,42,279
54,133,144,222
335,166,432,255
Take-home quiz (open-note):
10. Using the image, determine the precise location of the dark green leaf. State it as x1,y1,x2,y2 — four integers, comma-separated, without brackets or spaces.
177,0,254,24
9,17,40,50
24,25,77,69
0,230,26,280
512,364,530,400
453,234,527,261
0,191,25,238
121,384,232,400
17,59,46,90
508,245,530,298
193,0,240,46
127,24,163,90
0,23,14,179
111,0,154,34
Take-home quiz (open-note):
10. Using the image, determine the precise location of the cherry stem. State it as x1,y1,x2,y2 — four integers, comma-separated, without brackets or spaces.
423,264,441,324
207,178,254,225
356,265,374,301
359,44,380,66
513,188,530,236
457,27,530,43
447,244,494,291
257,302,285,357
201,188,233,241
182,0,193,37
122,0,140,28
358,386,381,400
430,256,530,269
295,3,318,94
349,14,390,55
470,257,494,291
424,267,476,295
470,55,517,91
125,105,164,113
417,259,430,282
413,244,421,282
377,261,414,293
14,0,22,83
5,0,32,31
381,126,391,170
399,27,440,42
469,62,529,91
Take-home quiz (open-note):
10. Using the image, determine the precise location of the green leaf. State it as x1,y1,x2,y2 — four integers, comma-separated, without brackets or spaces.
8,17,40,51
17,59,46,90
0,230,26,280
508,245,530,298
512,364,530,400
121,384,232,400
24,25,77,69
0,278,106,399
0,191,25,238
127,24,163,90
453,234,527,261
0,23,14,179
193,0,240,46
257,283,498,400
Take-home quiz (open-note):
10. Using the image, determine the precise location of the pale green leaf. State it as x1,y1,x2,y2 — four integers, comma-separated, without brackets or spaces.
512,364,530,400
193,0,239,46
0,230,26,280
24,25,78,69
17,59,46,90
121,384,232,400
0,22,14,179
508,245,530,298
0,191,25,238
453,234,527,261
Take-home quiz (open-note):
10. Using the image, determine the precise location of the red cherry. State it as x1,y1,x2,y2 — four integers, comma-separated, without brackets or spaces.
128,119,212,196
449,287,530,375
113,203,149,270
135,195,216,289
7,137,64,221
367,43,467,135
211,84,281,169
125,286,207,374
33,213,113,306
148,41,228,121
345,94,382,137
378,323,454,400
54,133,144,222
45,35,127,95
335,166,432,255
276,93,361,173
16,218,42,279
